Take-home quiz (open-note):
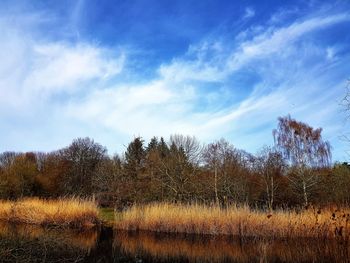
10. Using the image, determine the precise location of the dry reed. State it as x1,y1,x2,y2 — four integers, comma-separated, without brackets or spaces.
0,197,99,228
115,203,350,239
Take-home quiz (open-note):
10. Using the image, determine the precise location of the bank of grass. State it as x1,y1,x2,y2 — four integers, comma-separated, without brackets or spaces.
115,203,350,239
99,207,115,226
0,198,99,228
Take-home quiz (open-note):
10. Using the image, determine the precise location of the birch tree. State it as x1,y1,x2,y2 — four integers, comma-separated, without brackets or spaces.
273,115,331,206
255,146,284,210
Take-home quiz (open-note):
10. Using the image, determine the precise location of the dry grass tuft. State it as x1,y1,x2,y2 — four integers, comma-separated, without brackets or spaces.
115,203,350,239
0,197,99,228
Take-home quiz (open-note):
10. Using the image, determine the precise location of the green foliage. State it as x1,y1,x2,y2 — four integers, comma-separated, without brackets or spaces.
99,207,115,225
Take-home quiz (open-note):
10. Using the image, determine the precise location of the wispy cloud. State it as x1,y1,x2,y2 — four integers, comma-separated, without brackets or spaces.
243,7,255,19
25,43,124,93
0,2,349,161
66,11,349,157
0,15,125,110
228,13,350,71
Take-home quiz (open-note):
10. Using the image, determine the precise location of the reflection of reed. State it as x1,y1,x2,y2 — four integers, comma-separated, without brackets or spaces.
0,238,86,263
0,221,97,251
114,231,350,263
115,231,249,262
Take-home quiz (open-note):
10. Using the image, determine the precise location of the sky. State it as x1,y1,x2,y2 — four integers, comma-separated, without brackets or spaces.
0,0,349,161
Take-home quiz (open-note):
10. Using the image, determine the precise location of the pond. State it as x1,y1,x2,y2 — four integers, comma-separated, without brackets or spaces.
0,222,349,262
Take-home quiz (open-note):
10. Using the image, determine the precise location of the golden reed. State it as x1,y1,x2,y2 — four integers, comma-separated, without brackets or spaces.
115,203,350,239
0,197,99,228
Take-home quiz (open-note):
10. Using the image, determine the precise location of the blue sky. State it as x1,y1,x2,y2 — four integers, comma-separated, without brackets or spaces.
0,0,349,161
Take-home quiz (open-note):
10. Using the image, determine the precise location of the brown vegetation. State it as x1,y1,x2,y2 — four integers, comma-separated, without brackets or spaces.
0,198,99,228
115,203,350,239
0,116,349,211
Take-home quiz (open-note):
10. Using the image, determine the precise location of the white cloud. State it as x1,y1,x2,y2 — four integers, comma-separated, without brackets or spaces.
243,7,255,19
0,17,125,110
326,47,336,60
24,43,124,94
67,13,348,146
228,13,350,70
1,6,349,161
156,13,350,86
65,79,199,138
159,60,224,83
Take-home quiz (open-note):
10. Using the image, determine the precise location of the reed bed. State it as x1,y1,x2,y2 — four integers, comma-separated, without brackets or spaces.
0,198,99,228
115,203,350,239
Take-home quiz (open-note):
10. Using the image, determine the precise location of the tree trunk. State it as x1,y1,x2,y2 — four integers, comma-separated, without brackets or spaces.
270,176,274,211
214,165,219,206
303,180,308,207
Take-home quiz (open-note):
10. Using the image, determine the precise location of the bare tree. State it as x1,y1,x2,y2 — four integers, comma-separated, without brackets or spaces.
340,79,350,156
157,140,197,202
93,156,123,206
0,152,18,168
169,134,203,165
255,146,284,210
202,141,221,205
341,79,350,114
202,139,253,205
273,115,331,206
61,137,107,196
202,139,235,205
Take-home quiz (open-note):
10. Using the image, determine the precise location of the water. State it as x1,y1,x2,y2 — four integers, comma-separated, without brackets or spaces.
0,222,349,262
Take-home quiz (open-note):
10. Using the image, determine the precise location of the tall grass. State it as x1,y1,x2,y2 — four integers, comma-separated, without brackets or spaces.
0,197,99,228
115,203,350,239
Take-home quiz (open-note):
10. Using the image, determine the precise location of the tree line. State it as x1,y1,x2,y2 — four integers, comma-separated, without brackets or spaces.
0,115,349,209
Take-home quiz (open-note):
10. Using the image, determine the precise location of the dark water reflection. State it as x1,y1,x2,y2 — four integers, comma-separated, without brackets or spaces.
0,222,349,262
0,222,98,262
114,231,350,263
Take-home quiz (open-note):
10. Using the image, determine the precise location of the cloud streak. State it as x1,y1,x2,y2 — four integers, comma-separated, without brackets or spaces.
0,15,125,111
0,2,349,161
67,12,350,147
243,7,255,19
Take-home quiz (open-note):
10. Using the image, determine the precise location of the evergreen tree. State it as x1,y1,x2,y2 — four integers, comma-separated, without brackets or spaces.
158,137,170,159
147,137,159,153
124,137,146,179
